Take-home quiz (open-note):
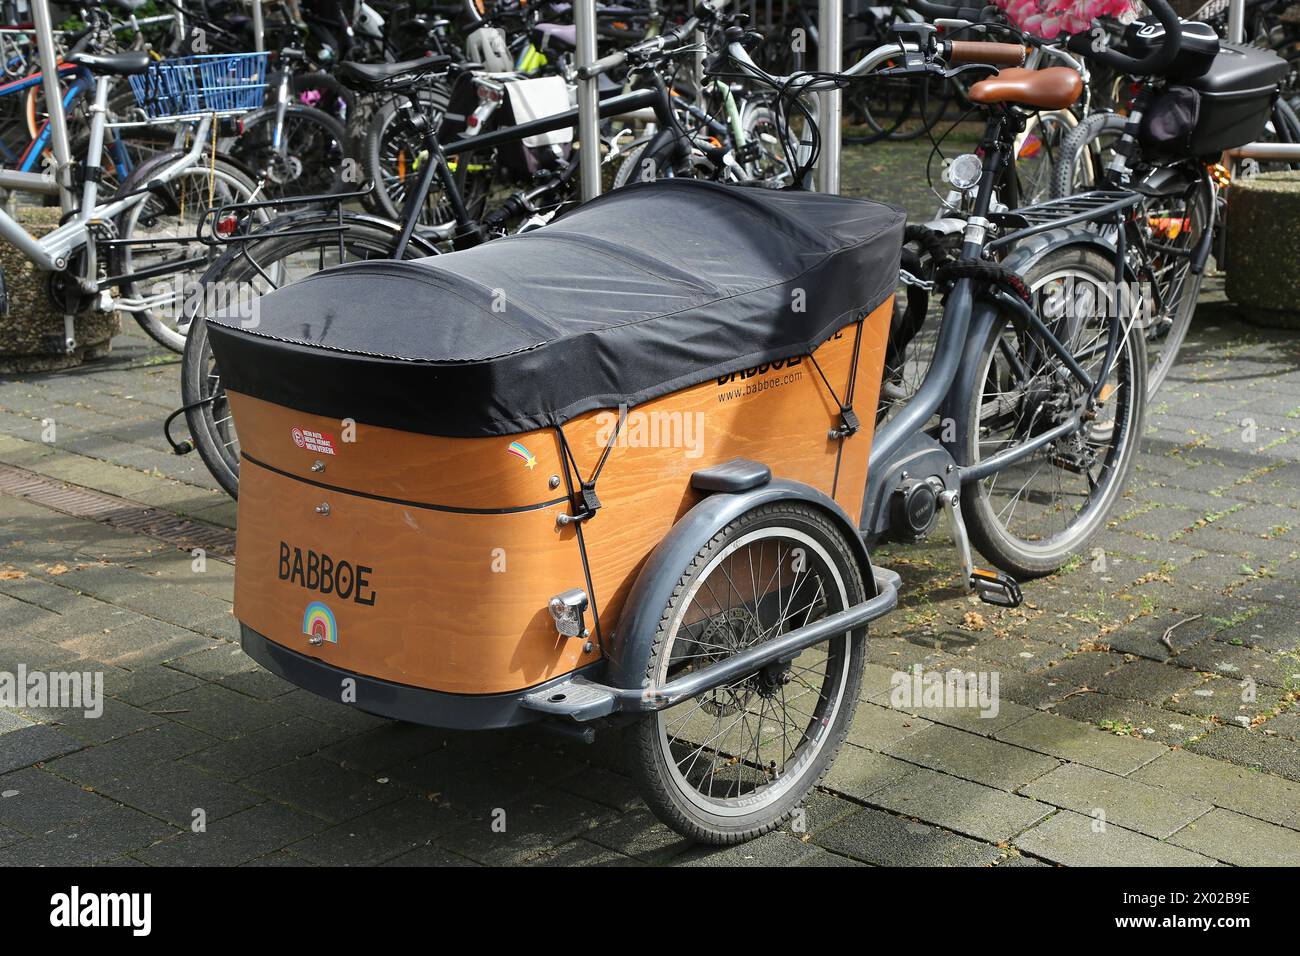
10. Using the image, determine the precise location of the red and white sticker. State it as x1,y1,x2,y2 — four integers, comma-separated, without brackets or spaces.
290,426,336,456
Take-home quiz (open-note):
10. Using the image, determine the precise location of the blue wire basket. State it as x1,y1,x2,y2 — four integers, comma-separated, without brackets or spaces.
128,53,269,119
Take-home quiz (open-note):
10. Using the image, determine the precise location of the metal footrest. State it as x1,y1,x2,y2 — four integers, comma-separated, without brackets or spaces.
520,678,618,721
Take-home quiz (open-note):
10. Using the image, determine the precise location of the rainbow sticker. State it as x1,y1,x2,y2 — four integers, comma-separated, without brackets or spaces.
507,440,537,470
303,601,338,644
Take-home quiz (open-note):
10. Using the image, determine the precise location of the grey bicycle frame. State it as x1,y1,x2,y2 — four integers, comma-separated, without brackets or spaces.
1,0,217,277
0,90,215,275
727,37,1113,483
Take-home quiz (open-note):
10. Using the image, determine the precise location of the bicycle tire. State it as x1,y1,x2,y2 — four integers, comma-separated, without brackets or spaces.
115,156,263,353
180,215,436,497
957,245,1147,578
233,103,352,199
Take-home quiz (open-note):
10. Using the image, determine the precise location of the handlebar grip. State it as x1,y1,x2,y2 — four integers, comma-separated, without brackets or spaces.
947,40,1026,66
670,15,701,41
578,50,628,80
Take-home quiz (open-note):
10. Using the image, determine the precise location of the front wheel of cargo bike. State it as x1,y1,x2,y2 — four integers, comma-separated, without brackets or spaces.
630,501,868,844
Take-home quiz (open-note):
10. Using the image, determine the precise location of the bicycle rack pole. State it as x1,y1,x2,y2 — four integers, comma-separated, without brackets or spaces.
32,0,74,214
574,0,601,200
1227,0,1244,44
251,0,265,53
1227,142,1300,161
816,0,842,194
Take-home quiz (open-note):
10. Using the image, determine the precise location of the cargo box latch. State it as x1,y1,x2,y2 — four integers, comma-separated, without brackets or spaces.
556,482,601,527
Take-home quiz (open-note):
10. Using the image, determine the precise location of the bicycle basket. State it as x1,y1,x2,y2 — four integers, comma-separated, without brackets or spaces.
128,53,268,119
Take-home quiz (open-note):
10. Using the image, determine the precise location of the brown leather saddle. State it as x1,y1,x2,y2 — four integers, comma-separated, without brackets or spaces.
968,67,1084,111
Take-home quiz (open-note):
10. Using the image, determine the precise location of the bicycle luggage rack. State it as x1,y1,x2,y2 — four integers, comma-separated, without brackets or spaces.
198,182,457,248
988,190,1143,251
198,183,374,245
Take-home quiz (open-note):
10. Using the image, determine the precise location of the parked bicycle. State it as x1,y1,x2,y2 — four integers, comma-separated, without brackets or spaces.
0,0,265,354
1047,6,1294,397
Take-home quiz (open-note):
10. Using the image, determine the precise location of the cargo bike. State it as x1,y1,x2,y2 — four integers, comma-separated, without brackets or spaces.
205,10,1170,842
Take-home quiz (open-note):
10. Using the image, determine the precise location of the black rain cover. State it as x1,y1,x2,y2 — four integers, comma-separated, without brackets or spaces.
207,179,905,438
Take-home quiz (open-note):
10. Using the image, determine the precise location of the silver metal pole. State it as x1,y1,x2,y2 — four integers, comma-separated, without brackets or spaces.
252,0,265,53
816,0,842,194
31,0,74,213
574,0,601,200
1227,0,1244,44
1228,141,1300,161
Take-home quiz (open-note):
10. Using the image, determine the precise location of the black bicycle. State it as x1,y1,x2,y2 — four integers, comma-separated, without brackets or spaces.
1048,9,1295,398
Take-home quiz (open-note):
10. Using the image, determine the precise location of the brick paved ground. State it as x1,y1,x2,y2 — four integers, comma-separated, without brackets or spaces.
1,156,1298,865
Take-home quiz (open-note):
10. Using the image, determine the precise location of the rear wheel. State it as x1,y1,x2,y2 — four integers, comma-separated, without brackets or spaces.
116,158,263,353
959,247,1146,578
362,88,493,225
233,103,350,200
611,134,709,189
1014,109,1075,206
181,218,429,497
631,501,868,844
1138,177,1211,397
1050,112,1126,198
1050,114,1209,399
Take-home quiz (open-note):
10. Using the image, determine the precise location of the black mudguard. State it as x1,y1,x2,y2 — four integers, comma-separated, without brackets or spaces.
605,477,874,691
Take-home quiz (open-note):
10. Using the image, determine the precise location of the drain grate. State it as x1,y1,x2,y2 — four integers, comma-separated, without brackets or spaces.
0,463,236,561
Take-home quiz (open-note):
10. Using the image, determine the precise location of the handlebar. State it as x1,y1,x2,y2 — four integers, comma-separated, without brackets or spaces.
1065,0,1182,76
910,0,1182,77
579,48,628,79
577,12,702,79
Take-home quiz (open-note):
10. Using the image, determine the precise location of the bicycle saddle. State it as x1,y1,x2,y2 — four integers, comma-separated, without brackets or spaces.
66,50,151,76
337,54,453,91
967,67,1083,111
533,23,577,52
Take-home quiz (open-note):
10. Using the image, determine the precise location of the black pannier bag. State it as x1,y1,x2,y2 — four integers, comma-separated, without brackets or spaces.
1141,43,1289,159
1139,85,1200,157
206,179,907,438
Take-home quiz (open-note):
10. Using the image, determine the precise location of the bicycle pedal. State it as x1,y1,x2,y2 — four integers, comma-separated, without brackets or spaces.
0,261,8,317
970,568,1023,608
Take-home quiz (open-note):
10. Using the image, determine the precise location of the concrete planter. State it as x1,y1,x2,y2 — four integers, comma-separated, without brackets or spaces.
0,205,121,373
1224,171,1300,330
